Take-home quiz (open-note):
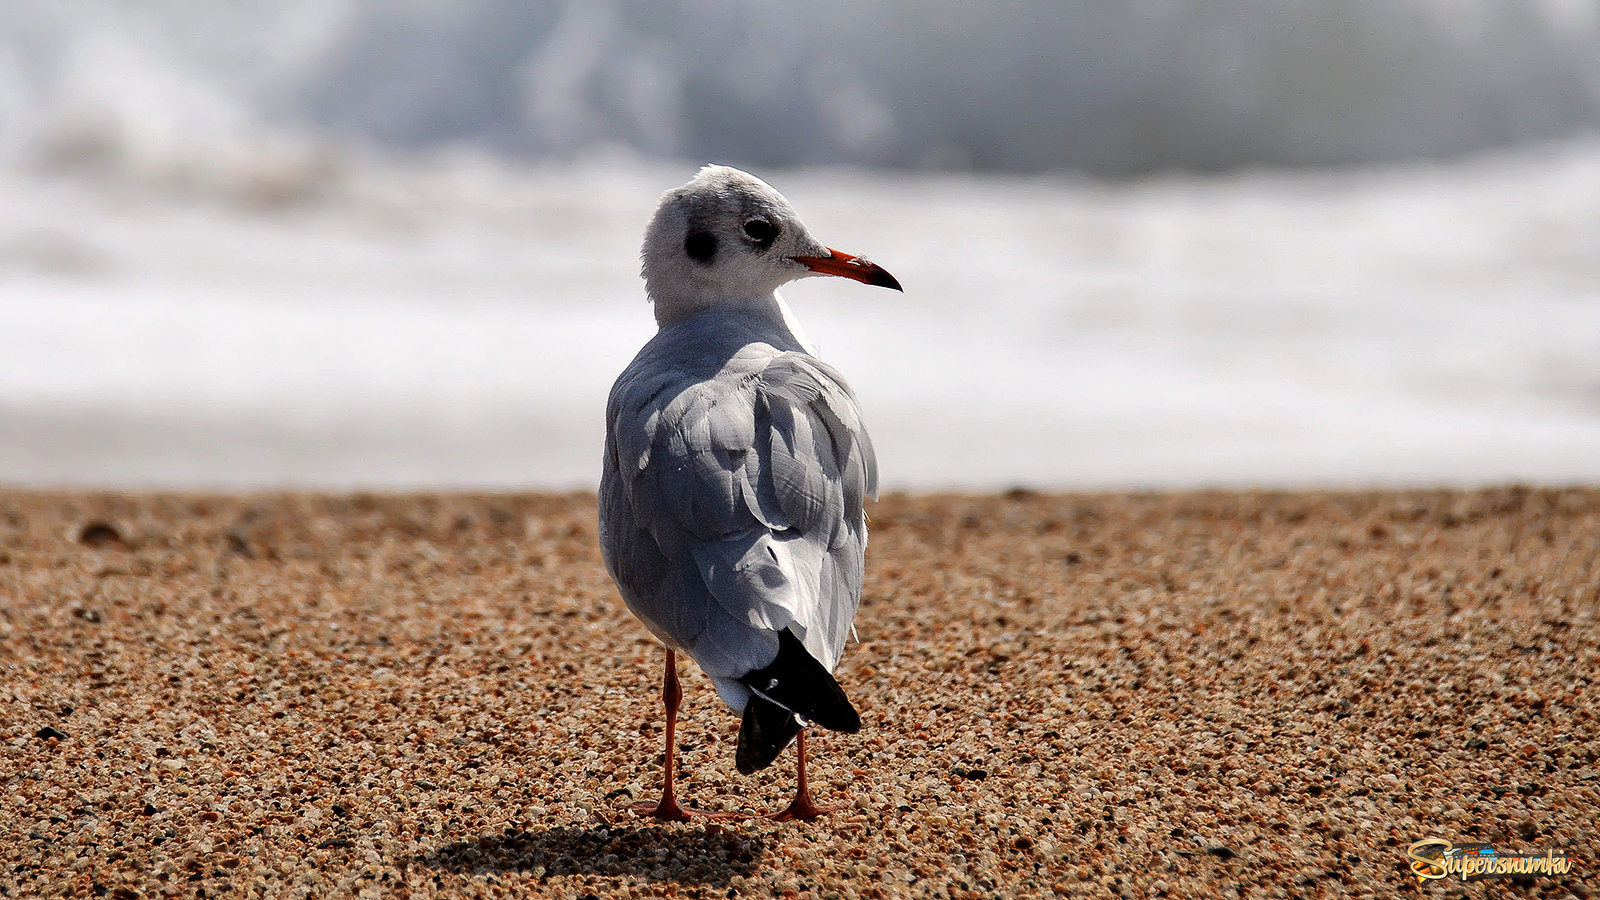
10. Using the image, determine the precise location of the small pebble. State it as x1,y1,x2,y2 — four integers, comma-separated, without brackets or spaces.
76,520,124,547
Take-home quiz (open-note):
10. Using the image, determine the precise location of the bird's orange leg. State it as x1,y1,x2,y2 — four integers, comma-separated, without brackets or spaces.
771,729,846,821
629,648,743,822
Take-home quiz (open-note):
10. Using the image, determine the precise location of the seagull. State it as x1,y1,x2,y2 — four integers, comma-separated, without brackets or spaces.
599,165,901,821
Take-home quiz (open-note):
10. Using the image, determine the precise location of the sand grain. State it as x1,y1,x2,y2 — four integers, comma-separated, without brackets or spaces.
1,488,1596,898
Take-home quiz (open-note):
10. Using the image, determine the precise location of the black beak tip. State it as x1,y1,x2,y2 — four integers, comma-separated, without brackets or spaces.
872,269,904,292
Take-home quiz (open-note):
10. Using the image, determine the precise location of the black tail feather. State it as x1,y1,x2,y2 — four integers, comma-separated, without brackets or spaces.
738,628,861,734
736,695,802,774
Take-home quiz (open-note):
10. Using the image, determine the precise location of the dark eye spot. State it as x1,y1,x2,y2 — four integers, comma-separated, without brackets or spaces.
684,230,717,263
742,219,779,250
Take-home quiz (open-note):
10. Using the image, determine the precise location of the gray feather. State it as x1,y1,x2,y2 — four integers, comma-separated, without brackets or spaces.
599,308,875,695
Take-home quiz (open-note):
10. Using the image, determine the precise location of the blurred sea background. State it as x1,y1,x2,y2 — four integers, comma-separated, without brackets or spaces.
3,0,1599,490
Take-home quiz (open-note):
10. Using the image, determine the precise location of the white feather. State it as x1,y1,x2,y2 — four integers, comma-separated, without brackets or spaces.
600,165,883,714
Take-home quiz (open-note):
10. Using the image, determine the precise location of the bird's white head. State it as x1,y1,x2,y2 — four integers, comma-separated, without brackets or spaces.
641,165,901,327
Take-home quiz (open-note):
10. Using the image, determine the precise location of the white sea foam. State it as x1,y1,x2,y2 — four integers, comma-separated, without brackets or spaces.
3,2,1598,488
2,143,1598,489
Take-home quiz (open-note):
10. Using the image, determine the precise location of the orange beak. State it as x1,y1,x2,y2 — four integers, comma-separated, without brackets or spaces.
791,248,903,291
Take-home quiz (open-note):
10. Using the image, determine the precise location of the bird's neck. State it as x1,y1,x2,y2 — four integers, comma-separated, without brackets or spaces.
654,291,819,356
773,292,819,356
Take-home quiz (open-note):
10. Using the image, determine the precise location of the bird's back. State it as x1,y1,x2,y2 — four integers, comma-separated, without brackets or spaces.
599,308,876,713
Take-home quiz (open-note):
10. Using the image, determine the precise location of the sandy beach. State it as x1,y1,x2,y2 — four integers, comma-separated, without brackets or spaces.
1,487,1596,898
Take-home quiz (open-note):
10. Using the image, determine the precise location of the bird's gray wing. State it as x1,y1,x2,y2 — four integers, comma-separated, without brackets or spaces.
600,343,876,695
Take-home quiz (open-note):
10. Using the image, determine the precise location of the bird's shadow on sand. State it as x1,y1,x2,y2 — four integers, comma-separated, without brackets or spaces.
412,822,764,886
